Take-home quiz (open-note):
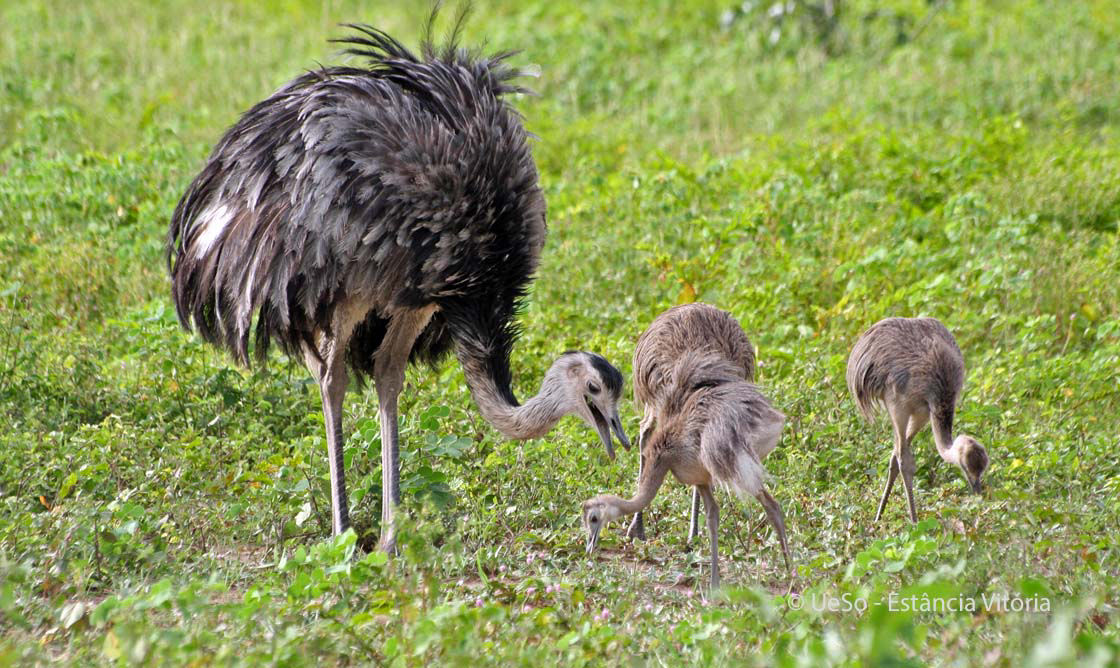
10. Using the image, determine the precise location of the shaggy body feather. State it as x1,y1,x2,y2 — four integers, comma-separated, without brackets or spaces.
632,303,755,409
167,29,544,383
846,317,964,426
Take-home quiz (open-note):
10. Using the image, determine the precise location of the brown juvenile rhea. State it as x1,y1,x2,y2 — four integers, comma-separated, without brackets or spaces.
627,303,756,542
846,317,989,522
582,350,791,589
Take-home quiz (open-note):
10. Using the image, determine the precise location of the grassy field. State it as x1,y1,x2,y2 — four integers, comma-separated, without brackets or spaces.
2,0,1119,664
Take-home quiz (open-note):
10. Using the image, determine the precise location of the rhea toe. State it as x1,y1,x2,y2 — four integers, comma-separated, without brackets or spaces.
582,304,791,589
846,317,990,523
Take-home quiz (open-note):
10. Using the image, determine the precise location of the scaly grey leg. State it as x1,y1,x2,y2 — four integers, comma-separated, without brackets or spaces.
687,487,702,543
374,306,436,554
874,454,900,522
899,442,918,523
305,343,351,536
626,452,647,540
697,485,720,590
626,408,655,541
888,404,919,523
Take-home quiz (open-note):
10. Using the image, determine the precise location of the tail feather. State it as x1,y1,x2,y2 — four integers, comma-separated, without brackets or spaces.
711,449,767,498
846,340,885,421
702,416,782,499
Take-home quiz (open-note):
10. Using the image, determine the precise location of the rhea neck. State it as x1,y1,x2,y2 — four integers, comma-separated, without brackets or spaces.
456,351,580,440
596,463,669,518
930,410,963,465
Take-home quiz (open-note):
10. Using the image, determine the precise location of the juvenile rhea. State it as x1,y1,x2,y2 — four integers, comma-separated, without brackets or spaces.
628,303,756,542
582,351,792,589
846,317,989,523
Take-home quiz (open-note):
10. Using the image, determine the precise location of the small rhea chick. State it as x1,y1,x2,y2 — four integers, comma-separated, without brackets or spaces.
582,351,792,589
846,317,989,523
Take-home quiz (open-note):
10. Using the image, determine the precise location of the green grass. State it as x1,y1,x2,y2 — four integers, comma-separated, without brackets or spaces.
1,0,1118,664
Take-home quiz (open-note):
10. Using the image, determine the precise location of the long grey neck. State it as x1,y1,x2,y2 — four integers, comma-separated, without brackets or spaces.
457,354,570,440
931,409,960,465
609,464,669,516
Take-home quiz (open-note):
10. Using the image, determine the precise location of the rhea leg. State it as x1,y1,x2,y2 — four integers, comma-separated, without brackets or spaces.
874,454,900,522
625,453,648,540
304,344,351,536
697,485,720,589
757,487,792,573
889,404,919,523
687,488,702,543
906,413,929,441
374,307,436,554
626,407,655,541
899,443,918,522
905,412,928,508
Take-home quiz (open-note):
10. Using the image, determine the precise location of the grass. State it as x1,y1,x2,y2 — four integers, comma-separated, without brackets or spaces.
1,0,1118,664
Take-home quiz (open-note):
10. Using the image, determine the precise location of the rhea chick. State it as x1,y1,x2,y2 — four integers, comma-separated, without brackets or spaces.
846,317,989,522
582,351,791,589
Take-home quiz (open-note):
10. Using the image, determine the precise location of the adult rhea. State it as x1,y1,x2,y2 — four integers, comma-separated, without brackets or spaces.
167,17,628,552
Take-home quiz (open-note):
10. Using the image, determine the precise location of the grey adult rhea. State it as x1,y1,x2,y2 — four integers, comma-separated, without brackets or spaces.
626,303,756,542
166,19,629,552
846,317,989,522
582,349,792,589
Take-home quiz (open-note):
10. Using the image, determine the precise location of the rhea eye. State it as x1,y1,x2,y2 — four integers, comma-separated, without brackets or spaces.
587,381,601,395
589,514,599,524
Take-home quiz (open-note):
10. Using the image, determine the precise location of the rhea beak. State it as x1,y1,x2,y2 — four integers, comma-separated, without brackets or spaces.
611,410,631,450
588,401,617,460
586,524,601,555
969,477,984,495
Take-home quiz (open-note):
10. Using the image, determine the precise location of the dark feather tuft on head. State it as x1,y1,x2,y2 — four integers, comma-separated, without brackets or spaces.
586,353,624,399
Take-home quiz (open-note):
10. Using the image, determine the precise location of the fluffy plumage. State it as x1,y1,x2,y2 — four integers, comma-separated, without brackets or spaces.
846,317,988,522
583,310,791,589
166,16,628,548
647,350,783,497
846,317,964,427
167,23,544,384
632,303,755,410
627,302,756,541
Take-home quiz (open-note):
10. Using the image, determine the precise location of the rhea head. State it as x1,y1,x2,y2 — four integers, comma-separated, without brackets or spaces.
953,435,989,493
581,495,625,554
556,351,630,459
